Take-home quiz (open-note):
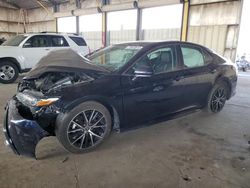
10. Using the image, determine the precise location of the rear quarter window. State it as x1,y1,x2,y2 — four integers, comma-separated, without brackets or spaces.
212,52,226,64
202,49,214,64
69,37,87,46
203,47,226,64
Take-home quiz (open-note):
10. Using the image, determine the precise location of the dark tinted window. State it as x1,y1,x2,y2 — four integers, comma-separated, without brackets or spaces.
202,49,214,64
130,46,177,74
69,36,87,46
181,46,205,68
51,36,69,47
24,35,48,48
209,50,226,64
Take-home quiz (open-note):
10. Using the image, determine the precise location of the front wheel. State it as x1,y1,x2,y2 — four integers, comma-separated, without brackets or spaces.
206,81,229,113
55,101,112,153
0,61,19,84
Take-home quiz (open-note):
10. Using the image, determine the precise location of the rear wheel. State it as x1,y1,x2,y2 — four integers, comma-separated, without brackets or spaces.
56,101,112,153
206,81,229,113
0,61,19,84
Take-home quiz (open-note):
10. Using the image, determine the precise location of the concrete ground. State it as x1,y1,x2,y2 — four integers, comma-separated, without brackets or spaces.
0,72,250,188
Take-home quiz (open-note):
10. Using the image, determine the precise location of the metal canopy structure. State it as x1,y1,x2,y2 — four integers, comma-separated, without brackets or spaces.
0,0,68,9
0,0,242,61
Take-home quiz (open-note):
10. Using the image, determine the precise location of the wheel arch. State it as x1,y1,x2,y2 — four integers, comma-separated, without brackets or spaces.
0,57,21,72
214,74,232,99
62,96,121,131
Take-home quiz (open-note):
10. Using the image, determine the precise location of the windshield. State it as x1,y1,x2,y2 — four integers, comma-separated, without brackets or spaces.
88,45,142,71
2,35,27,46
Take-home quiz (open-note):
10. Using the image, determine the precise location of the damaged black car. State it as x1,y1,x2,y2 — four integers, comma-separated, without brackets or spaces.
3,41,237,158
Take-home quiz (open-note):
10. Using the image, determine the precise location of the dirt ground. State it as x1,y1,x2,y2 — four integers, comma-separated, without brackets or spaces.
0,73,250,188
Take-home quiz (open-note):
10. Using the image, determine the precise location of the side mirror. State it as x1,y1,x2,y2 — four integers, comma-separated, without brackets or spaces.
23,42,32,48
133,65,153,80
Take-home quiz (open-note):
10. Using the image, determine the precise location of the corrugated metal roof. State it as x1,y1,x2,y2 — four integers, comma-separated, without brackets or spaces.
1,0,68,9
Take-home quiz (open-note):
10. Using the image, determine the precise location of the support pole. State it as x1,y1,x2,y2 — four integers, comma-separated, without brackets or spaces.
180,0,190,41
76,16,79,35
102,12,107,47
136,8,142,41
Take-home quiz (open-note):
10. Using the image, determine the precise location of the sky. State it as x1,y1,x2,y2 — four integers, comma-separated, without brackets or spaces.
141,5,183,29
80,14,102,32
107,5,183,31
57,2,248,56
58,4,183,32
237,0,250,56
57,16,77,33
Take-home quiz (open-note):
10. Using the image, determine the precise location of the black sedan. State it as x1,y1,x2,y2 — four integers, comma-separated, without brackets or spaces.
3,41,237,158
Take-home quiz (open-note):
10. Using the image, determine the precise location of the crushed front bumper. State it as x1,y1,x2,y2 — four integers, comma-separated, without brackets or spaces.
3,99,50,158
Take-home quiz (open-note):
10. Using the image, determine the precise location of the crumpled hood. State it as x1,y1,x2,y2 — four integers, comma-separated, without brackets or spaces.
25,49,110,79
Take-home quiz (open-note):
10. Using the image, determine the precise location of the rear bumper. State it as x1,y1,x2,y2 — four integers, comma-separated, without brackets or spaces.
3,99,49,158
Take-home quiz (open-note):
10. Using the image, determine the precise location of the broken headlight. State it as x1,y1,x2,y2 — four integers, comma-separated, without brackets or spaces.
16,93,59,107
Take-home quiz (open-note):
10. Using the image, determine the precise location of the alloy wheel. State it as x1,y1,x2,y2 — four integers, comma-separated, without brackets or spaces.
210,87,227,112
0,65,15,81
67,109,107,149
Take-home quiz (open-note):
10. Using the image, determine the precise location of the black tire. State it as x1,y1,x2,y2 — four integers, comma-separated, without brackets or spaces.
55,101,112,153
206,81,229,113
0,61,19,84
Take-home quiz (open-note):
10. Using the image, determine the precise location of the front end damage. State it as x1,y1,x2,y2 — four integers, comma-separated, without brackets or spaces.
3,49,109,158
3,99,50,158
3,71,95,158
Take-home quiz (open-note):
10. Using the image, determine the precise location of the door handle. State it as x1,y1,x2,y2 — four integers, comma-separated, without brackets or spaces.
153,85,164,92
210,69,217,74
45,48,50,51
174,75,184,81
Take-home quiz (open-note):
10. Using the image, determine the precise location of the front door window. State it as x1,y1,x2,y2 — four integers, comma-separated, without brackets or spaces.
129,46,177,75
23,35,48,48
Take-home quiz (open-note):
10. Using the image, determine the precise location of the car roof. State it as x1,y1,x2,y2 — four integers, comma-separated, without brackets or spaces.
113,41,207,49
21,33,82,37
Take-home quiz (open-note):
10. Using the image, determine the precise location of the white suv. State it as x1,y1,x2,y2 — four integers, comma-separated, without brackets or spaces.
0,33,90,83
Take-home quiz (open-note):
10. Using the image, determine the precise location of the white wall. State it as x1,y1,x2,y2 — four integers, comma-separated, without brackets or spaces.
187,0,242,61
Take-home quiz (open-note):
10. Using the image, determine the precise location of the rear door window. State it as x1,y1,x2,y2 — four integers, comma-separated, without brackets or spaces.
69,36,87,46
50,35,69,47
181,46,205,68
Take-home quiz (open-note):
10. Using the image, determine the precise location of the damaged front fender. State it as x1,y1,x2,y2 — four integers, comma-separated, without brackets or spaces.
3,99,50,158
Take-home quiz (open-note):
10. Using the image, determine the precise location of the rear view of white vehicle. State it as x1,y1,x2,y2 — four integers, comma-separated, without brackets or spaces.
0,33,89,84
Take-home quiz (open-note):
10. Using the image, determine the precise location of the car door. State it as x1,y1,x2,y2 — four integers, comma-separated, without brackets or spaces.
177,44,218,108
21,35,51,68
121,45,188,129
